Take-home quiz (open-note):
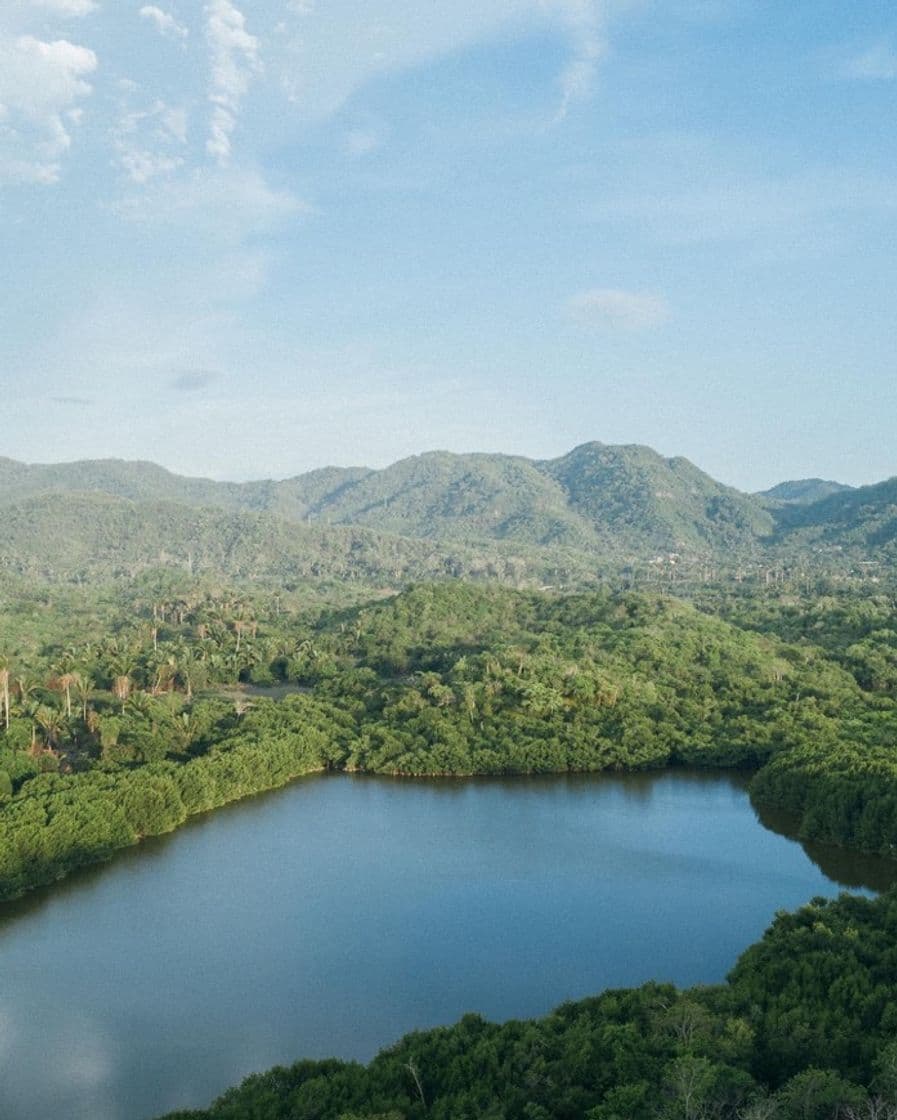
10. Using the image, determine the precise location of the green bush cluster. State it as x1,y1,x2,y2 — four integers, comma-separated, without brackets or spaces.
0,696,336,899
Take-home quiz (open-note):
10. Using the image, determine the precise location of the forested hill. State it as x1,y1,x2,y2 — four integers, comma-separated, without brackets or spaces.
1,445,895,580
0,444,773,555
773,476,897,554
0,493,602,589
758,478,853,504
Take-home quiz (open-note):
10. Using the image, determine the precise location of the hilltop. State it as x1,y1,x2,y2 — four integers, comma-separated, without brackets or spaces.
1,443,894,586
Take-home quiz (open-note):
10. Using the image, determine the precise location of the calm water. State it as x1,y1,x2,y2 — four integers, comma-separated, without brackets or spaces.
1,770,894,1120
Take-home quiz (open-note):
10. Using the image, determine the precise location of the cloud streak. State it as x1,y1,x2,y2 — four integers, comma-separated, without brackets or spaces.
114,97,188,183
569,288,671,331
169,369,219,391
840,39,897,81
204,0,259,165
32,0,98,16
551,0,606,121
139,6,189,41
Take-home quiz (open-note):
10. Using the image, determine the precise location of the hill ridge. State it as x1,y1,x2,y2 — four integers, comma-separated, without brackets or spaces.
1,445,894,580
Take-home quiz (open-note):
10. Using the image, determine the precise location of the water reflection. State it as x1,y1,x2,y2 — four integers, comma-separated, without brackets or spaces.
752,798,897,893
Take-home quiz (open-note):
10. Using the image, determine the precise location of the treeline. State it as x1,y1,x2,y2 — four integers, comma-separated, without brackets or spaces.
0,492,604,589
0,696,347,899
158,889,897,1120
2,580,897,900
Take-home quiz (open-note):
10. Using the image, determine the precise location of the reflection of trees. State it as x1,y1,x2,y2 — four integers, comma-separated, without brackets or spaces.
752,799,897,893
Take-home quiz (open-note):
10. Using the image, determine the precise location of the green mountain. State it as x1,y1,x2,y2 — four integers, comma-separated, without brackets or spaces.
2,445,894,581
0,455,370,519
542,442,774,551
0,443,777,559
773,476,897,561
759,478,853,504
0,492,598,589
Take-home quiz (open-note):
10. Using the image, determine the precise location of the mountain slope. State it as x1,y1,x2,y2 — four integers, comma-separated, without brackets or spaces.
760,478,853,504
0,492,599,588
0,456,371,520
0,444,777,559
773,476,897,557
300,450,598,548
541,442,775,552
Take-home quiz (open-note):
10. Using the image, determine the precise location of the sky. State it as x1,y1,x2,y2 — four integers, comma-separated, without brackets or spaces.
1,0,895,491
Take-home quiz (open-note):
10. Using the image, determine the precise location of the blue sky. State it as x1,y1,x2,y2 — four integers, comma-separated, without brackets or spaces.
1,0,895,490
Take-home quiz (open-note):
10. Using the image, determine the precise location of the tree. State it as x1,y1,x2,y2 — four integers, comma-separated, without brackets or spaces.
0,661,10,732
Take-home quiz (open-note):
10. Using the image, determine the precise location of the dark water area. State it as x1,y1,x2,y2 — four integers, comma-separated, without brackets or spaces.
1,770,894,1120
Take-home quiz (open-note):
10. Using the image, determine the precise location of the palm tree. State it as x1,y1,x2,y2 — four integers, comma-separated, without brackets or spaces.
71,671,94,723
0,660,10,732
33,705,64,755
14,673,40,718
113,675,132,712
54,672,78,719
172,640,201,700
107,649,136,712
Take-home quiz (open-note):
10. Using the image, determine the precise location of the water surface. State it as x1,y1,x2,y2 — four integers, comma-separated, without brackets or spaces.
0,770,893,1120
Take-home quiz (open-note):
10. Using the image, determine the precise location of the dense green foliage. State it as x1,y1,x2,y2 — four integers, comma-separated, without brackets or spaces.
3,575,897,1119
157,889,897,1120
759,478,854,505
0,696,343,897
0,493,598,588
4,452,897,1120
2,580,897,900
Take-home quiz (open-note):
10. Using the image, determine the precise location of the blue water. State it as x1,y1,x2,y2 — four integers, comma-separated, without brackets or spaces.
0,769,892,1120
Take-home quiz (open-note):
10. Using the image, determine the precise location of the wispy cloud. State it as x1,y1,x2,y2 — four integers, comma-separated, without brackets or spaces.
839,38,897,81
580,135,897,249
345,129,383,158
569,288,672,330
204,0,259,165
114,97,188,183
0,33,97,183
139,5,189,42
51,395,94,405
169,369,220,391
551,0,606,121
31,0,98,16
114,167,307,241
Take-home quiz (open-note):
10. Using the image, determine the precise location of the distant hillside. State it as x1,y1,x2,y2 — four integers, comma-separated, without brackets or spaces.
0,456,371,520
0,492,600,589
542,443,774,552
773,476,897,560
0,443,777,559
2,445,895,580
294,449,595,547
760,478,853,504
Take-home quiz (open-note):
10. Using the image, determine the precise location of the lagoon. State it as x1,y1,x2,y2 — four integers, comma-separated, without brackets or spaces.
1,770,894,1120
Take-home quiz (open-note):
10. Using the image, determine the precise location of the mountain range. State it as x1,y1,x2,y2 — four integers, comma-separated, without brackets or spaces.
0,443,894,586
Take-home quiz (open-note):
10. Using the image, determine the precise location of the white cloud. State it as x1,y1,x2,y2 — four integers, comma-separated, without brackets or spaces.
271,1,608,123
114,166,306,242
345,128,382,157
139,5,189,41
0,33,97,183
569,288,672,331
840,39,897,81
31,0,98,15
550,0,606,121
204,0,260,165
114,99,188,184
